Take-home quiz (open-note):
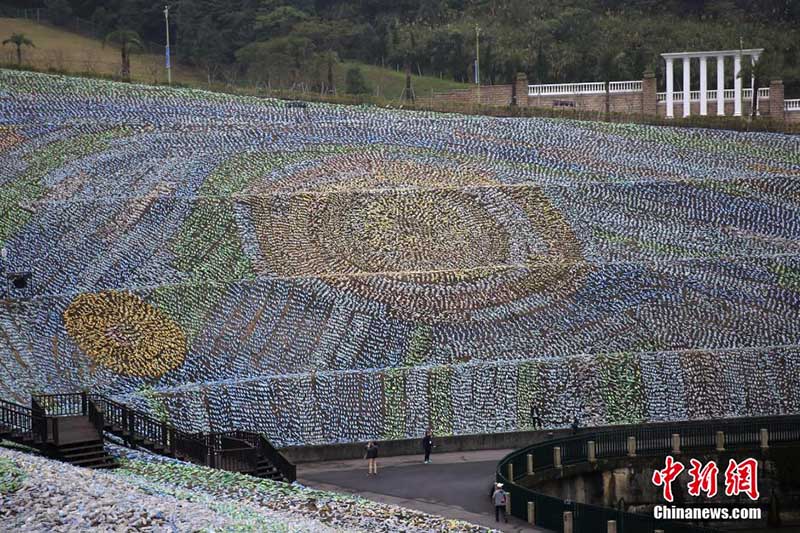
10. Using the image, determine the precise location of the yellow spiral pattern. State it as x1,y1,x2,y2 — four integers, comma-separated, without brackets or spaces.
63,291,187,377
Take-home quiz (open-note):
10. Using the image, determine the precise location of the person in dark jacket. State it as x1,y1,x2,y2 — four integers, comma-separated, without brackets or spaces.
422,429,434,463
365,440,378,475
530,404,541,429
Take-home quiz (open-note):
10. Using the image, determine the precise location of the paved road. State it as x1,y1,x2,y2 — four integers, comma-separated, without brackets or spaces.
298,449,548,532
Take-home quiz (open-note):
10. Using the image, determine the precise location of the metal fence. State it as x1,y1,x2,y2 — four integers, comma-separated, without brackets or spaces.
497,414,800,533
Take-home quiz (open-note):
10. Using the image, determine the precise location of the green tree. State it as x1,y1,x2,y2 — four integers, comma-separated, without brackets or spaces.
345,65,370,94
236,36,314,89
312,49,339,93
255,5,309,37
104,29,144,82
2,33,34,66
738,50,781,119
44,0,73,27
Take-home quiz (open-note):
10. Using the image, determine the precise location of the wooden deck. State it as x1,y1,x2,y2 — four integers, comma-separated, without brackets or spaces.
53,415,101,445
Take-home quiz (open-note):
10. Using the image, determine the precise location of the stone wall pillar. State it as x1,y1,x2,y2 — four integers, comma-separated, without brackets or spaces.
769,80,785,121
642,71,657,116
515,72,529,107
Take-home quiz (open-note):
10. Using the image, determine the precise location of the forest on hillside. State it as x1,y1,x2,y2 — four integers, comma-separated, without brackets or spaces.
10,0,800,93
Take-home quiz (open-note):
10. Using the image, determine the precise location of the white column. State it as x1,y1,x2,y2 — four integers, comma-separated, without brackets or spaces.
665,57,674,119
699,56,708,116
716,55,725,116
751,53,759,116
734,53,742,116
682,56,691,117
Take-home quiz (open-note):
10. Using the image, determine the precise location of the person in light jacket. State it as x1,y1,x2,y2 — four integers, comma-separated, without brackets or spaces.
492,483,508,523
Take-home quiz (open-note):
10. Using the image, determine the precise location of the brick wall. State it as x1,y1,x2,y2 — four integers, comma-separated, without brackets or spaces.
514,73,528,106
431,75,791,123
642,73,657,116
431,84,514,106
609,92,643,114
434,80,645,115
769,80,785,121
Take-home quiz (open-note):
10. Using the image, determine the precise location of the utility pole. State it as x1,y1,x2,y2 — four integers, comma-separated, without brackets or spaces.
475,25,481,107
164,5,172,85
475,25,481,84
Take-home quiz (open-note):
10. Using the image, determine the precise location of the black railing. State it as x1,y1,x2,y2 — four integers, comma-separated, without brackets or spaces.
497,414,800,533
87,398,104,436
257,434,297,482
0,398,46,443
29,396,51,443
214,446,259,473
31,392,87,417
89,394,127,429
84,393,295,482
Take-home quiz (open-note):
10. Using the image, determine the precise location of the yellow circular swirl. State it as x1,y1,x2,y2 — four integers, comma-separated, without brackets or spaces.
64,291,187,377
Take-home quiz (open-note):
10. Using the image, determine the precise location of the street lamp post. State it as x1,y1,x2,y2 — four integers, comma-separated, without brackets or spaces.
164,5,172,86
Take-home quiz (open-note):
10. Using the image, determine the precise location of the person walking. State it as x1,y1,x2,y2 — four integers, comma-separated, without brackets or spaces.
365,440,378,475
422,429,434,463
492,483,508,523
571,415,580,434
530,404,541,429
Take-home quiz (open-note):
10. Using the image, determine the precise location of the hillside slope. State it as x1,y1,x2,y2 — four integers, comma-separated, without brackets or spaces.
0,445,493,531
0,17,468,97
1,70,799,446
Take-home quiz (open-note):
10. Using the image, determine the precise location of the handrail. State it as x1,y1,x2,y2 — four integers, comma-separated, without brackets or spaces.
528,82,606,96
87,393,295,481
29,396,50,442
497,414,800,532
657,87,770,103
258,434,297,482
0,398,44,443
32,392,87,417
87,398,105,436
608,80,642,93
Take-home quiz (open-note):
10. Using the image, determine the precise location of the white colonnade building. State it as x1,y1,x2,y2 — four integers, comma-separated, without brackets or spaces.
661,49,764,118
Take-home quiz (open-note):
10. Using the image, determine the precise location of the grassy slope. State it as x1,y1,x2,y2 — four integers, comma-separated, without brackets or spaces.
0,18,467,96
337,61,468,99
0,18,205,85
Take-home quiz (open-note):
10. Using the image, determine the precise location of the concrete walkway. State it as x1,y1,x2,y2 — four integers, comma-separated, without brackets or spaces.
298,449,549,532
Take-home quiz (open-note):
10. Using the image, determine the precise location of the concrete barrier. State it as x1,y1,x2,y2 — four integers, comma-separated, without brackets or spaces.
280,426,586,463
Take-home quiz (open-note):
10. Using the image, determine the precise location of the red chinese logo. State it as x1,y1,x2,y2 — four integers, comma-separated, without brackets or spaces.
653,457,760,502
687,459,719,497
652,455,685,502
724,458,760,500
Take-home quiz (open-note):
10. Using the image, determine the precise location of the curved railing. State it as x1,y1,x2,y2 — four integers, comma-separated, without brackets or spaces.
497,414,800,533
